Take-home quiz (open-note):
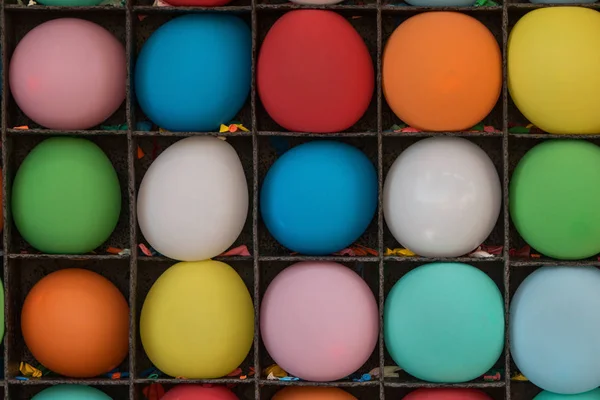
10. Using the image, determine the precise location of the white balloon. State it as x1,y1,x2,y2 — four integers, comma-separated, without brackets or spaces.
137,136,248,261
383,137,501,257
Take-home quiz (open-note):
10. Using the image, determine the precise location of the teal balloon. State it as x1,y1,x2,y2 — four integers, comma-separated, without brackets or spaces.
32,385,112,400
384,262,505,382
535,389,600,400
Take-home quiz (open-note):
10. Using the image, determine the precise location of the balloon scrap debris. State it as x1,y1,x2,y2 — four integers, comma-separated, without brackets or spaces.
386,123,500,134
138,243,251,257
385,245,503,258
18,362,128,380
508,123,544,134
290,245,377,257
18,247,130,256
220,123,249,133
512,371,529,381
264,364,372,382
482,368,503,382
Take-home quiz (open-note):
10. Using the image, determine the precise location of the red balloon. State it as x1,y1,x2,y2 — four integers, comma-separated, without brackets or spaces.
162,385,239,400
257,10,374,133
404,389,493,400
165,0,232,5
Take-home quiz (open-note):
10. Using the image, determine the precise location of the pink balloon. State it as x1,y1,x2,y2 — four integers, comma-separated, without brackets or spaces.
260,261,379,381
9,18,126,130
162,385,238,400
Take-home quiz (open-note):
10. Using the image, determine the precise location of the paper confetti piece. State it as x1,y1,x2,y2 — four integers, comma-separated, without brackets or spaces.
509,245,531,258
137,146,145,159
385,248,416,256
219,245,251,257
13,125,29,130
220,123,249,133
139,243,154,257
264,364,288,378
483,368,503,381
333,245,378,256
512,372,529,381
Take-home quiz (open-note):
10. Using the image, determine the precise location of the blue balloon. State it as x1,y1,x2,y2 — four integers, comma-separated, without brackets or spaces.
134,14,251,132
511,266,600,394
32,385,112,400
260,141,377,255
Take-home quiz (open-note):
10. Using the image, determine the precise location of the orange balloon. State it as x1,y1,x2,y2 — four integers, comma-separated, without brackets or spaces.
21,268,129,378
273,387,356,400
383,12,502,132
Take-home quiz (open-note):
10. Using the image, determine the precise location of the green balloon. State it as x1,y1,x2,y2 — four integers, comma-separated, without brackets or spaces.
384,263,505,383
32,385,113,400
535,389,600,400
12,137,121,254
510,140,600,260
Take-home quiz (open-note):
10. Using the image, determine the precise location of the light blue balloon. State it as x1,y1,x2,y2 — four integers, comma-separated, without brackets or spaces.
535,389,600,400
511,267,600,394
260,141,377,255
32,385,112,400
134,14,251,132
384,263,505,383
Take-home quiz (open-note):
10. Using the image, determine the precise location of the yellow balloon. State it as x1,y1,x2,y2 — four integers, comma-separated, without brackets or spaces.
140,260,254,378
508,7,600,134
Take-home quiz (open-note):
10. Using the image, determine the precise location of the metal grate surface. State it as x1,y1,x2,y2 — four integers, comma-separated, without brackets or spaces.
1,0,600,398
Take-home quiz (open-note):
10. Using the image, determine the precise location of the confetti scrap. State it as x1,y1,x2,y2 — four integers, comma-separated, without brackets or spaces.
220,123,249,133
101,123,127,131
333,244,378,256
474,0,498,6
512,372,529,382
13,125,29,130
385,248,416,257
264,364,288,378
138,146,145,159
139,243,154,257
219,245,251,257
468,245,503,258
482,368,503,382
106,246,123,255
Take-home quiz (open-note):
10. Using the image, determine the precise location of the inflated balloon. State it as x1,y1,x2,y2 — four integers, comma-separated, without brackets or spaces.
383,137,501,257
258,10,373,132
385,263,504,382
9,19,125,130
141,261,254,378
137,136,248,261
508,8,600,133
22,269,129,378
261,262,378,381
511,267,600,394
383,12,501,131
32,385,112,400
12,137,121,254
534,390,600,400
510,140,600,259
273,387,357,400
261,141,376,255
403,389,493,400
162,385,238,400
135,14,251,132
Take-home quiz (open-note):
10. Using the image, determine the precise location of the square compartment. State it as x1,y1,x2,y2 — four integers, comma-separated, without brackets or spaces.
255,9,378,133
5,134,131,255
258,260,380,381
133,135,254,259
257,136,379,257
5,258,131,380
134,258,256,379
382,136,505,256
3,9,128,132
380,10,504,132
131,11,253,133
383,260,506,385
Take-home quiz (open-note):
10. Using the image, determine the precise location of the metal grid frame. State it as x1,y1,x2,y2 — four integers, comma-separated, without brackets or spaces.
1,0,599,398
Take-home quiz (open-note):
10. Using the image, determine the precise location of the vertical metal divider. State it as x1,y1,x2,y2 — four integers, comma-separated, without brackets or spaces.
250,1,260,398
376,4,384,400
1,1,11,396
125,2,137,398
501,2,510,400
